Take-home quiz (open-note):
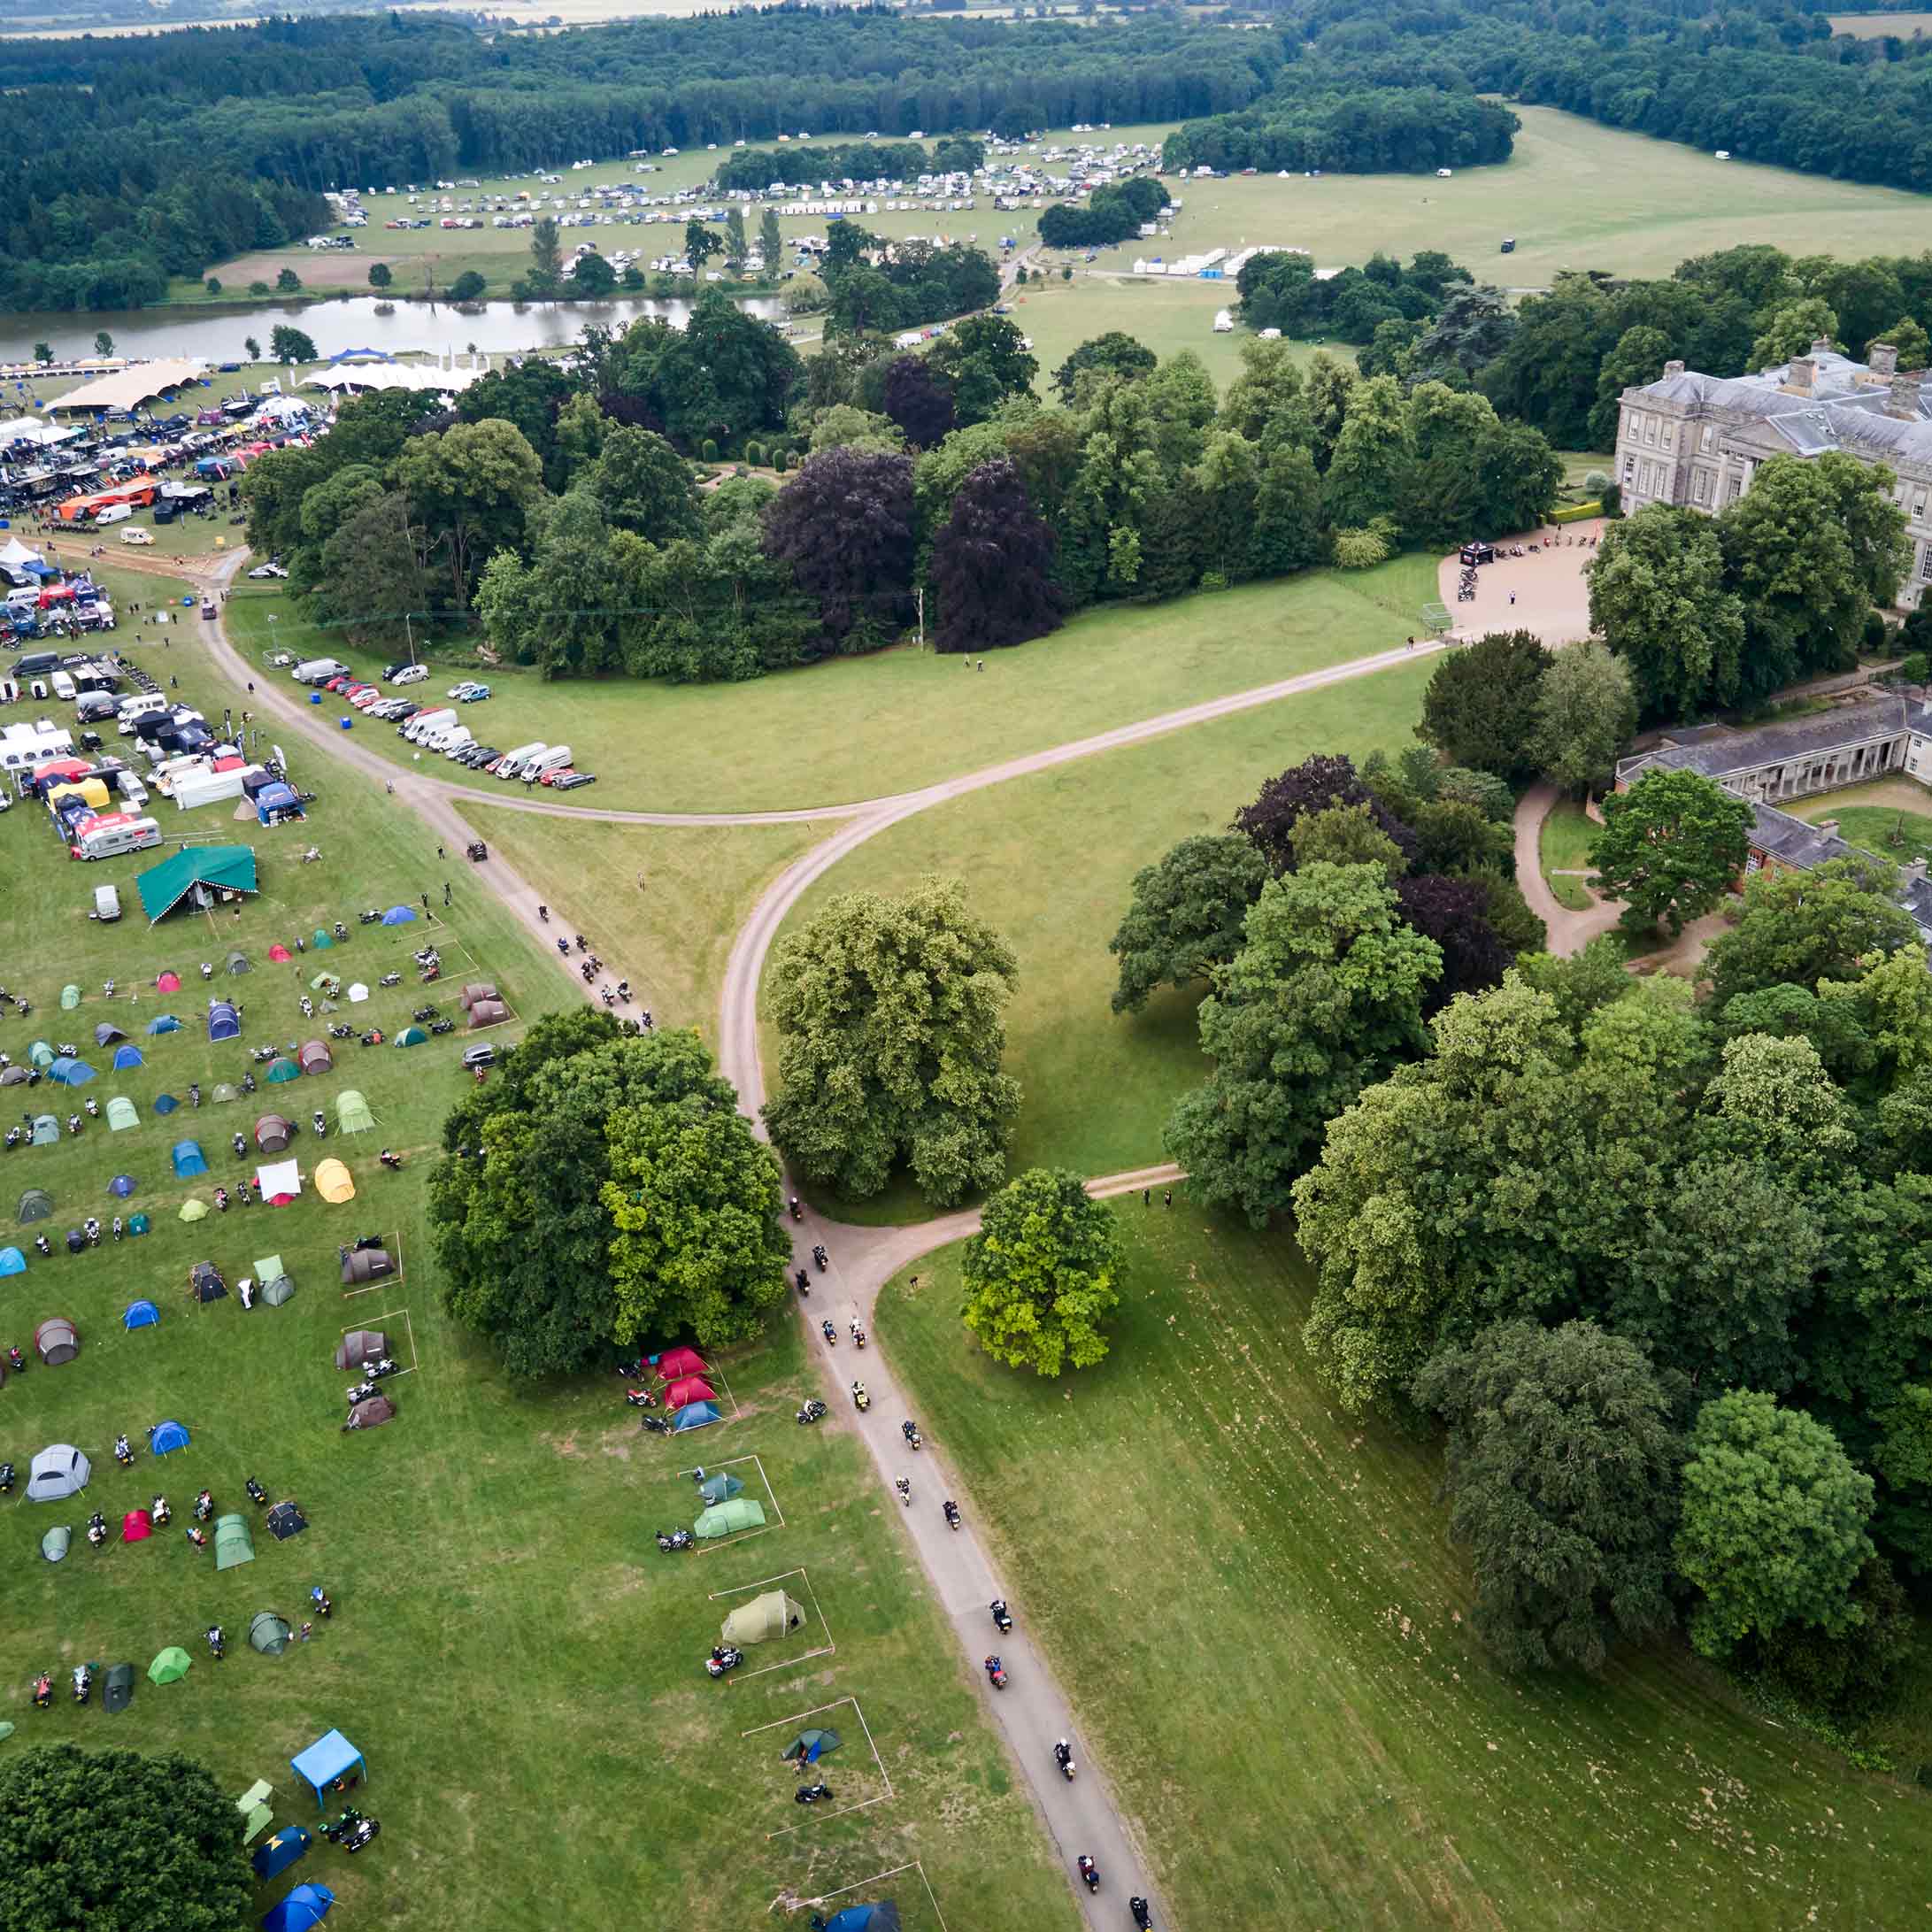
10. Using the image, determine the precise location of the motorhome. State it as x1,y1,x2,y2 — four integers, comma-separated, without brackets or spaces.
70,815,162,859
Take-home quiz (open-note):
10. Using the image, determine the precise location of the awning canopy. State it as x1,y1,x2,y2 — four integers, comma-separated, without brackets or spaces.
135,845,258,923
290,1731,365,1809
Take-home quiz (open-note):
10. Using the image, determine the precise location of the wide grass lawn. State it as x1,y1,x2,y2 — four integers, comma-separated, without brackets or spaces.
1790,788,1932,866
224,566,1437,814
0,612,1070,1931
765,656,1436,1220
1539,797,1597,912
879,1212,1932,1928
458,808,828,1033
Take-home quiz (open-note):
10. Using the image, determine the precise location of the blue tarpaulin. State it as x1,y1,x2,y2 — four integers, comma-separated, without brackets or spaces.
145,1015,181,1035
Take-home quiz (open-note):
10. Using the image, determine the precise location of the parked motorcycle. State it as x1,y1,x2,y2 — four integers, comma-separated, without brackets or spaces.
990,1598,1012,1635
655,1528,692,1553
796,1398,827,1425
705,1644,743,1680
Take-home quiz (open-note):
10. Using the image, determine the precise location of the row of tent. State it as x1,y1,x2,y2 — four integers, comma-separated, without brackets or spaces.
649,1346,722,1433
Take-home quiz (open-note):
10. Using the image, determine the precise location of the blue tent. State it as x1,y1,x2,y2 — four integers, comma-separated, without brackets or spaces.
257,783,302,826
0,1246,24,1277
380,905,416,926
207,1002,240,1043
261,1882,333,1932
148,1419,189,1454
145,1014,181,1035
123,1299,159,1329
290,1730,366,1810
153,1093,180,1115
250,1827,312,1883
171,1140,207,1178
822,1906,902,1932
108,1174,135,1197
48,1057,96,1086
671,1400,721,1433
112,1043,144,1070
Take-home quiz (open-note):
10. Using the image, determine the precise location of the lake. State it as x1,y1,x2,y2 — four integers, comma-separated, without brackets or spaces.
0,294,791,367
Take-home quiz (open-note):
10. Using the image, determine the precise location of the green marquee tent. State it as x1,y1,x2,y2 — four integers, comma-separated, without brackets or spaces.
721,1589,805,1646
695,1497,766,1540
214,1513,254,1571
135,846,259,924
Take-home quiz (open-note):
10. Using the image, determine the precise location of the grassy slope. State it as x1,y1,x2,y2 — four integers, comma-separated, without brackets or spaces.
880,1214,1932,1929
222,562,1440,814
765,656,1436,1220
0,597,1071,1932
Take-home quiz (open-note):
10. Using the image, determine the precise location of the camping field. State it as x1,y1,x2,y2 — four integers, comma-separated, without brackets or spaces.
877,1214,1932,1929
0,607,1071,1930
221,560,1444,815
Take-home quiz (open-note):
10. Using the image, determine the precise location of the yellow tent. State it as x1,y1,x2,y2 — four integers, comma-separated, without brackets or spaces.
48,779,110,810
313,1158,355,1205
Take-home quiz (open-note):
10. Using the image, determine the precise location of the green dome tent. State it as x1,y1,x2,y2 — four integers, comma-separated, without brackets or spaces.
58,984,79,1011
335,1090,375,1134
266,1058,301,1084
695,1497,766,1539
148,1646,192,1685
40,1525,71,1562
179,1198,209,1223
393,1026,427,1049
260,1272,296,1307
27,1041,52,1070
697,1471,743,1505
214,1513,254,1571
249,1613,293,1655
212,1081,240,1104
781,1728,842,1763
29,1116,57,1147
106,1096,138,1131
312,928,334,950
17,1188,52,1223
103,1663,136,1715
720,1589,805,1647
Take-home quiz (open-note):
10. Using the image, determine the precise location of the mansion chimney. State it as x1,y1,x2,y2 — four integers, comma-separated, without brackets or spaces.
1663,358,1685,377
1870,342,1900,381
1787,355,1816,395
1890,373,1921,420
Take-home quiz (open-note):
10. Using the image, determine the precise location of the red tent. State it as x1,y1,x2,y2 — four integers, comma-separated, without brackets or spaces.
656,1347,709,1381
267,943,292,962
661,1375,716,1408
121,1509,152,1543
157,971,181,994
34,758,89,786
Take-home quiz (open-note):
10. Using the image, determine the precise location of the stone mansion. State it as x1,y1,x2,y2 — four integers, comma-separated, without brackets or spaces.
1613,339,1932,608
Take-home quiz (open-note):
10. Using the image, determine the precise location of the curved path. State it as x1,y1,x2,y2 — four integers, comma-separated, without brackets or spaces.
203,558,1450,1929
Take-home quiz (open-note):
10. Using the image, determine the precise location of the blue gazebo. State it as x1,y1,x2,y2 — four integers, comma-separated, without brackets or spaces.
289,1730,366,1811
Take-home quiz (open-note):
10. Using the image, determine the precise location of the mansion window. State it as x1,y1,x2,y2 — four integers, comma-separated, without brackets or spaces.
1693,471,1709,504
1643,416,1658,445
1701,425,1715,452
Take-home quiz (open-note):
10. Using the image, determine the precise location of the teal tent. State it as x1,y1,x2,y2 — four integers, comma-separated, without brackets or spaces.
135,846,258,924
696,1472,743,1505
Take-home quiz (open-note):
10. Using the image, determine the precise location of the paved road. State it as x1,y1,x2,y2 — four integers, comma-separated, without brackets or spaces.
200,552,1444,1928
1513,780,1623,957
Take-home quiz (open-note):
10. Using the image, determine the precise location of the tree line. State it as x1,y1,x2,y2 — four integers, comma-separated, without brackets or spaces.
0,9,1274,308
712,135,985,193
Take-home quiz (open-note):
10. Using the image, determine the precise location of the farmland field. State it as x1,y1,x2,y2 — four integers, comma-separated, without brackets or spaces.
0,594,1070,1932
763,653,1437,1220
222,561,1446,815
1828,9,1932,33
879,1212,1932,1929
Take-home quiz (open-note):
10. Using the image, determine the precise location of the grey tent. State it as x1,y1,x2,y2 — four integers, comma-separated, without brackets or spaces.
40,1525,71,1561
27,1444,90,1501
226,950,250,975
343,1392,396,1431
92,1022,127,1046
17,1188,52,1224
466,999,510,1030
254,1114,294,1154
720,1589,806,1647
248,1612,291,1655
103,1664,136,1714
0,1065,29,1086
260,1273,296,1307
29,1116,58,1147
34,1316,79,1365
298,1040,333,1075
266,1500,308,1541
339,1248,393,1288
335,1328,389,1369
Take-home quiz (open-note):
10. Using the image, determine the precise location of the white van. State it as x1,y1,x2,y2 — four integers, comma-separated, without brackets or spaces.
94,504,132,527
438,727,475,758
404,707,458,744
49,671,75,703
521,745,572,783
93,883,121,920
421,724,463,752
115,771,149,809
293,658,350,684
72,815,161,859
494,742,546,778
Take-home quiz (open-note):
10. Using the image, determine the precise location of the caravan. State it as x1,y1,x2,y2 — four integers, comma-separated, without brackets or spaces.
71,815,162,860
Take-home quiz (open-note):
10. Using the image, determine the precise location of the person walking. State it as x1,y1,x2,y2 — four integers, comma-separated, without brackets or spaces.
1143,1187,1151,1207
1164,1189,1172,1209
443,882,451,908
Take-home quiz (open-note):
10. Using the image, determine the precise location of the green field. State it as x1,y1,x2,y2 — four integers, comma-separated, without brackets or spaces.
0,597,1069,1931
1791,783,1932,865
1539,797,1597,912
879,1212,1932,1928
764,655,1436,1220
222,563,1442,815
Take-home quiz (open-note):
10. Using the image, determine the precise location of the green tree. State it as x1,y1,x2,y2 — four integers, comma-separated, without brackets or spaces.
268,324,316,364
450,270,488,302
1705,854,1918,1006
684,219,723,272
1588,768,1752,938
571,252,618,298
396,415,543,611
31,342,50,364
274,266,300,293
367,261,393,289
242,334,260,361
928,314,1037,426
1587,324,1672,449
1418,629,1551,781
1529,640,1638,795
1870,319,1931,370
309,490,433,649
960,1167,1126,1375
1589,504,1745,719
585,423,700,543
758,208,783,274
1322,373,1407,528
1412,1321,1682,1673
1053,330,1158,404
1216,335,1312,450
764,877,1021,1207
1675,1390,1874,1658
93,330,113,357
1164,862,1442,1226
1290,801,1407,879
529,215,563,293
0,1743,251,1932
1107,832,1269,1014
724,205,748,270
1748,298,1837,372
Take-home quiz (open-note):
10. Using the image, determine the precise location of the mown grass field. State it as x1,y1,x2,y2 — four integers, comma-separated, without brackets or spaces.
764,653,1436,1221
0,601,1071,1931
1792,785,1932,866
880,1212,1932,1929
1540,796,1597,912
222,562,1442,815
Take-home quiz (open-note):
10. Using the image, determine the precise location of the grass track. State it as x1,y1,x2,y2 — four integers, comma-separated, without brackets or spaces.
880,1212,1932,1928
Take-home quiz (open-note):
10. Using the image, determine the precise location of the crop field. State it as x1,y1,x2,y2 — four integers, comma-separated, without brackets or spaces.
1828,9,1932,34
879,1212,1932,1929
0,592,1068,1932
222,562,1442,815
764,652,1437,1220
